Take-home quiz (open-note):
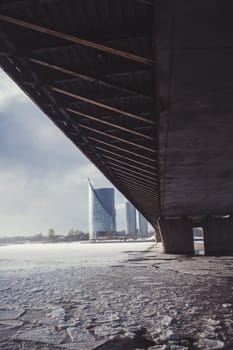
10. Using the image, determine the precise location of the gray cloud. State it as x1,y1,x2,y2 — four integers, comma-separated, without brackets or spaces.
0,70,126,236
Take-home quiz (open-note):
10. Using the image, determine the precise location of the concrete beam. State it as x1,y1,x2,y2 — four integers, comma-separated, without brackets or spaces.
0,14,153,65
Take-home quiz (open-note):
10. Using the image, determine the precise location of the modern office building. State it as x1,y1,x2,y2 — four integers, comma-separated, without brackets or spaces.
88,182,116,240
126,202,137,235
138,212,148,237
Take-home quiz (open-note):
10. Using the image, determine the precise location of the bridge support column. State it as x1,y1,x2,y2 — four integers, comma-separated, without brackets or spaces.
203,216,233,255
159,217,194,255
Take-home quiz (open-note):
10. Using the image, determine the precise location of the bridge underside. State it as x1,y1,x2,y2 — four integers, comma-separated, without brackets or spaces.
0,0,159,226
156,1,233,254
158,0,233,217
1,1,233,254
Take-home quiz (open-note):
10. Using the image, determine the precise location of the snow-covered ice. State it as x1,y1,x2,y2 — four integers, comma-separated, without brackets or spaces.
1,242,233,349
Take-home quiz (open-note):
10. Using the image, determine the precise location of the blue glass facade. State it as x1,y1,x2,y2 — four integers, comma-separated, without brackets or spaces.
138,212,148,237
89,183,116,239
126,202,137,235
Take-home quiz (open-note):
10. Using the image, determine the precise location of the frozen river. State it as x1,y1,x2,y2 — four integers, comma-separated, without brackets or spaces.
1,242,233,349
0,241,153,271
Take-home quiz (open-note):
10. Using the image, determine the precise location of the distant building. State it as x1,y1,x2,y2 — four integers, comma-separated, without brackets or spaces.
88,181,116,240
126,202,137,235
138,212,148,237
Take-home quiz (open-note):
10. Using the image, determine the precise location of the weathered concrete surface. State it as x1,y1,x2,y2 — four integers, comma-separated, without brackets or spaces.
159,217,194,254
203,216,233,255
157,1,233,217
1,244,233,349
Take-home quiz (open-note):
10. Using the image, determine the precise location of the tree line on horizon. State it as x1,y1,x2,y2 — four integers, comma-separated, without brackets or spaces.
0,228,89,244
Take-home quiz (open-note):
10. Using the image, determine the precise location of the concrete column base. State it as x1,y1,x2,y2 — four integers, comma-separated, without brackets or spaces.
203,216,233,255
159,217,194,255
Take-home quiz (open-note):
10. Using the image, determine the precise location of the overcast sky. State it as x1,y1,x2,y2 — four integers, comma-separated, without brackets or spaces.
0,69,128,236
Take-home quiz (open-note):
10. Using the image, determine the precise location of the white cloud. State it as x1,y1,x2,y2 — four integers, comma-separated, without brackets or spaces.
0,69,28,106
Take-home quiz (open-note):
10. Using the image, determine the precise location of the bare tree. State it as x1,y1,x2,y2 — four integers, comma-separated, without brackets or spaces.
48,228,56,241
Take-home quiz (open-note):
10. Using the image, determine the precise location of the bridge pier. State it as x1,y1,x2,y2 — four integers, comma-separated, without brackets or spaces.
159,217,194,255
203,216,233,255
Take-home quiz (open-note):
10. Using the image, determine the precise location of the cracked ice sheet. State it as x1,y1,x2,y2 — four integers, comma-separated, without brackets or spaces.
1,242,233,349
58,341,106,350
12,326,67,345
0,319,24,327
0,325,17,340
0,309,24,320
66,327,94,342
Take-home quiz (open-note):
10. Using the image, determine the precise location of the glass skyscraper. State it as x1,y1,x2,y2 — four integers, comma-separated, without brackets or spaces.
126,202,137,235
88,182,116,240
138,212,148,237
